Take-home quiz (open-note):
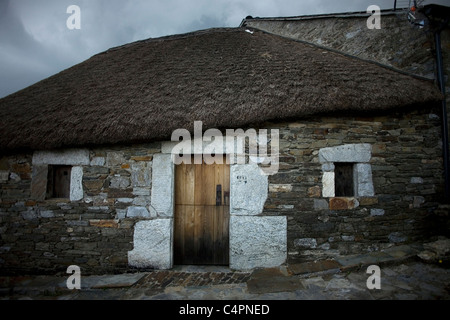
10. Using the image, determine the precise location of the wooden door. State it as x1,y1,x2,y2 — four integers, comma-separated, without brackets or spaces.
174,156,230,265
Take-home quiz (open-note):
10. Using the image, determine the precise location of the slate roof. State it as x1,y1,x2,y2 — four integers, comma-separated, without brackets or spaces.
0,27,442,152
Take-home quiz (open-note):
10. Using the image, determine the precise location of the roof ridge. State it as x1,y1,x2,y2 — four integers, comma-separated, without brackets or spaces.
251,27,437,83
239,8,407,26
98,27,243,56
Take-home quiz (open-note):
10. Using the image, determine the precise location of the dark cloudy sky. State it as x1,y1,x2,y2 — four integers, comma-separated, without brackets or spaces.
0,0,446,98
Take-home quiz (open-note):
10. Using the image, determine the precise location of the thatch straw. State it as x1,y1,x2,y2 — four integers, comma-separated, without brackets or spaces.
0,28,442,152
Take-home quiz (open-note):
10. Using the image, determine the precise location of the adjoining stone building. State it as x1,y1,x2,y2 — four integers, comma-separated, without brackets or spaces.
0,24,446,274
240,8,450,80
240,7,450,150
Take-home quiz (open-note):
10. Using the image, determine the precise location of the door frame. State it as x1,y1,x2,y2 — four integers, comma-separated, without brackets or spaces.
130,139,284,270
161,139,239,268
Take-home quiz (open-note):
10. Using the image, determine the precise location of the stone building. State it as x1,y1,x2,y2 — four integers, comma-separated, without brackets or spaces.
240,8,450,80
240,7,450,158
0,23,446,274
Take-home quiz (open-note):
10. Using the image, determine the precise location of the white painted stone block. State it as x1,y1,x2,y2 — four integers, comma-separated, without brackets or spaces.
230,164,268,216
322,172,335,197
70,166,84,201
229,216,287,270
128,219,173,269
149,154,174,217
319,143,371,163
354,163,374,196
32,149,90,165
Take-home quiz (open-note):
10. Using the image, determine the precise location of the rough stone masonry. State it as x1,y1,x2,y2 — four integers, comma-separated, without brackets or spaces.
0,106,446,274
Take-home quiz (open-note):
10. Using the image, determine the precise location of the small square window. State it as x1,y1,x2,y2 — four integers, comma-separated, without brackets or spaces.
47,165,72,199
334,163,354,197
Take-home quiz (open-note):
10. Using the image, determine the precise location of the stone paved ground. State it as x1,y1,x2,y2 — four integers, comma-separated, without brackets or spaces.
1,243,449,300
134,270,252,290
1,261,448,300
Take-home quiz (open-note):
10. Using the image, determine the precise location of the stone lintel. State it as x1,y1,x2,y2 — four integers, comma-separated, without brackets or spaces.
161,137,244,156
319,143,371,163
32,149,90,165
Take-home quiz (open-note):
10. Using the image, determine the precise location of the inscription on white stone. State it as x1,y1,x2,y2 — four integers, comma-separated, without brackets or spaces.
230,164,268,216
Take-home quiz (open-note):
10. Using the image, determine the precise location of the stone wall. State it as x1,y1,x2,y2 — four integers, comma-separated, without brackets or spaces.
0,143,160,275
242,10,450,262
243,11,450,134
0,107,445,274
262,107,445,263
243,12,450,80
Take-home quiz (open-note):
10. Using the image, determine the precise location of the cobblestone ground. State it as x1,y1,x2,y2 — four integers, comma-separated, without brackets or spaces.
117,262,450,300
2,261,446,300
134,270,252,290
0,254,448,302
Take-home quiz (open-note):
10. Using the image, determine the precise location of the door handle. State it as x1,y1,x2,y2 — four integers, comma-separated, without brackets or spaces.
216,184,222,206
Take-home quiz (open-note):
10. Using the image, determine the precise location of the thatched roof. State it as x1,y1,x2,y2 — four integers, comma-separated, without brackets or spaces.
0,27,442,152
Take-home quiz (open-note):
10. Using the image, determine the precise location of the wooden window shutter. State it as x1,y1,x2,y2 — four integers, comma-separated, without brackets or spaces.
334,163,354,197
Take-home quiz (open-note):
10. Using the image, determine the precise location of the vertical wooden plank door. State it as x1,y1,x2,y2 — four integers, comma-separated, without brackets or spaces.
174,156,230,265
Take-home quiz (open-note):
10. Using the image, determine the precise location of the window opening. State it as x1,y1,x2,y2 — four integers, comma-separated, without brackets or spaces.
47,165,72,199
334,163,354,197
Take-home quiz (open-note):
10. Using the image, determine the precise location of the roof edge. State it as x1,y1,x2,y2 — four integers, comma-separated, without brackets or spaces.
98,27,242,56
239,8,406,27
243,27,438,84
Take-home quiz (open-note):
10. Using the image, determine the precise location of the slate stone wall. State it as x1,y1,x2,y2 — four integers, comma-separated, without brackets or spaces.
262,107,445,263
0,107,445,273
243,12,450,81
0,143,160,275
244,11,450,138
